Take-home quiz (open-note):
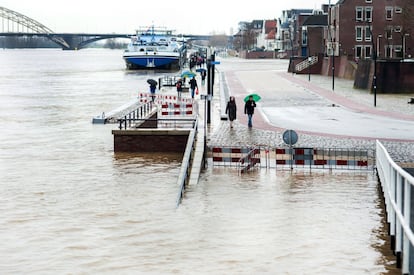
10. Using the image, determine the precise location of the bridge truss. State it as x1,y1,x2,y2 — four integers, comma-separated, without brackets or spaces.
0,6,212,50
0,6,70,49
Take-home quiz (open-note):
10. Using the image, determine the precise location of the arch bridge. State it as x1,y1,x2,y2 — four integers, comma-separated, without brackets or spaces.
0,6,211,50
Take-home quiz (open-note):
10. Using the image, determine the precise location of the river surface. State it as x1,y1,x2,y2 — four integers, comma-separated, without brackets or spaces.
0,49,398,274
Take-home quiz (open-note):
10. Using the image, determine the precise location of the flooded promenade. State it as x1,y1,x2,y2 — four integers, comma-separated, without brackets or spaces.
208,57,414,166
0,49,409,274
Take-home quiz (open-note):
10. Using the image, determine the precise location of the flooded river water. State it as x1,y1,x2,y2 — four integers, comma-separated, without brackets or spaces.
0,49,398,274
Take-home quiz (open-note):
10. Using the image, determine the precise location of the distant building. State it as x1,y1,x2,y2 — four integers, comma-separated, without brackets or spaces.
275,9,313,57
330,0,414,60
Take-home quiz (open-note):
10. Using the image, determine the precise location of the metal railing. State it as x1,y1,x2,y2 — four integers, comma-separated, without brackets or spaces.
376,140,414,274
117,101,154,129
237,147,260,174
295,55,318,72
176,117,199,207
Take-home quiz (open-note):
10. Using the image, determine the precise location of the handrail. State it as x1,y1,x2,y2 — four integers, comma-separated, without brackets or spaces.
237,147,260,174
117,101,154,129
295,55,318,72
176,117,198,207
376,140,414,273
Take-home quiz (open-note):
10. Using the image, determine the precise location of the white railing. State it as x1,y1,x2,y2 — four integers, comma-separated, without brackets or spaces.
376,140,414,274
295,55,318,72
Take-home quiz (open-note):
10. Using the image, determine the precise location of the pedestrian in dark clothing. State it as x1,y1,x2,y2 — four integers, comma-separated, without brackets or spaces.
225,96,237,128
176,79,183,99
189,76,198,99
149,83,157,102
244,95,256,128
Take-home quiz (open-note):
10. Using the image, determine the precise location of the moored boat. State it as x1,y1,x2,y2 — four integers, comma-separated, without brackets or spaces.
123,26,187,70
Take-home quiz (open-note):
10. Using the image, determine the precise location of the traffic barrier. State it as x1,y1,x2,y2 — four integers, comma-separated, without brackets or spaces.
275,147,370,169
138,93,193,104
160,102,194,116
212,147,251,165
211,146,373,170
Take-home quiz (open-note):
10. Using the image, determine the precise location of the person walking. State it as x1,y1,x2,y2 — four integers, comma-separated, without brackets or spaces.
149,83,157,102
225,96,237,128
244,95,256,128
175,78,183,99
189,76,198,99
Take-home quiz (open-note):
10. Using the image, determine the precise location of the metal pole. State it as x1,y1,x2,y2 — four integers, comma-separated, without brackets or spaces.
207,59,211,124
330,0,335,91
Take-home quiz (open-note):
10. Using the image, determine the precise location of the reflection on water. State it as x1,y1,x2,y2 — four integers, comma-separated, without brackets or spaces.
0,49,398,274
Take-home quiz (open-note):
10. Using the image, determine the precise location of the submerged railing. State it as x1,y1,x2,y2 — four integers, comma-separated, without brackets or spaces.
176,117,199,207
376,140,414,274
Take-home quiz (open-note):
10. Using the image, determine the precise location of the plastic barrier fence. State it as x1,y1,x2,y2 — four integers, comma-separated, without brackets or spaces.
211,146,373,170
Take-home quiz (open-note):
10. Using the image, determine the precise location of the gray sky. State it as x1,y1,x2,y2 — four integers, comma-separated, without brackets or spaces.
1,0,329,35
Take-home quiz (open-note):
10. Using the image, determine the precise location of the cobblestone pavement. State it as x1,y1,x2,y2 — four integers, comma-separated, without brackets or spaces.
206,58,414,166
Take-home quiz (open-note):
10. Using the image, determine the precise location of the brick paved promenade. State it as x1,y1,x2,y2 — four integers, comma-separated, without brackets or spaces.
206,58,414,166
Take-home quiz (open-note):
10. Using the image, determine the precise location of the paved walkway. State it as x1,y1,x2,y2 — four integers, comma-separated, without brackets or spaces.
207,58,414,165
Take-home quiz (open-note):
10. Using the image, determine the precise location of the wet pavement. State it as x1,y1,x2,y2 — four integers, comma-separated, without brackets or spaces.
206,57,414,166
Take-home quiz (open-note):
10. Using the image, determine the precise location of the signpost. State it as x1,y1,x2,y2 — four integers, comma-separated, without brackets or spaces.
282,129,298,170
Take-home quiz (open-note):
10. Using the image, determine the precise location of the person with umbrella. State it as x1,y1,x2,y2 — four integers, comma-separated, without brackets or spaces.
244,95,257,128
147,79,157,102
225,96,237,128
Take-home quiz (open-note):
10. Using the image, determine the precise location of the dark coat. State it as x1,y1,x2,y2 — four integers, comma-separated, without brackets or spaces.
226,100,237,121
189,78,198,89
244,99,256,115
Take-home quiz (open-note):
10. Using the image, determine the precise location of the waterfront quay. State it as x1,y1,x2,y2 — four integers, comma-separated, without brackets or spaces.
208,57,414,167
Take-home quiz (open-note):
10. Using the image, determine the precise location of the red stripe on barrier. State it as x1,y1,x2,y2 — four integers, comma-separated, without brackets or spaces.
295,160,305,165
314,160,327,165
357,161,368,166
212,148,222,153
186,111,192,114
161,104,168,108
276,160,286,164
295,149,304,155
232,157,240,162
161,111,168,115
213,157,223,161
231,148,242,153
276,149,286,154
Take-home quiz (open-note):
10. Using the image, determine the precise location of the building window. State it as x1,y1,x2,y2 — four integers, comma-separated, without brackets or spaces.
355,45,363,58
356,7,363,21
365,26,372,41
365,45,372,58
394,26,402,33
386,27,393,39
356,26,363,42
365,7,373,22
365,0,372,3
386,45,392,58
395,7,402,14
386,7,393,20
302,28,308,46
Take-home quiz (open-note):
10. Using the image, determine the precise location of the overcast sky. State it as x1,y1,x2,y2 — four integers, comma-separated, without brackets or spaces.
1,0,330,35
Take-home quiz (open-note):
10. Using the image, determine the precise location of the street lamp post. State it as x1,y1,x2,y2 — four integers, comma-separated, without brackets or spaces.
362,19,377,107
368,26,377,107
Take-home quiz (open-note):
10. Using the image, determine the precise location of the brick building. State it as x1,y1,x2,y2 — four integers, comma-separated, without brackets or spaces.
330,0,414,60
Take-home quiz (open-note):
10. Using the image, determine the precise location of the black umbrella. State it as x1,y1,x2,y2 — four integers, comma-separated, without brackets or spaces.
147,79,157,86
